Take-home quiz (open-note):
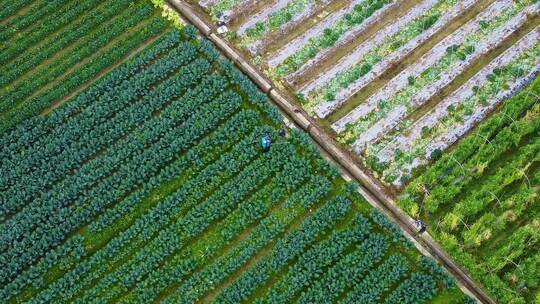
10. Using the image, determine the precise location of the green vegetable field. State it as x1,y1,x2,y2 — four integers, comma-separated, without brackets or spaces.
401,77,540,304
0,1,470,304
0,0,169,133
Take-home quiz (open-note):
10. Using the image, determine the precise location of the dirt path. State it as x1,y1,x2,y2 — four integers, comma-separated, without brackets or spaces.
167,1,497,303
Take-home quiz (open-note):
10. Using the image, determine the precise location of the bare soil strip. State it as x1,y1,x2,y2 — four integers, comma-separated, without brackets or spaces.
326,0,497,124
289,0,422,89
336,0,531,153
265,0,357,67
238,0,294,35
228,0,279,31
378,27,540,171
258,0,348,57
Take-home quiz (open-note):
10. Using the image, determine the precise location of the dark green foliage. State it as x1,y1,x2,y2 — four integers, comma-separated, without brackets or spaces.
0,17,460,304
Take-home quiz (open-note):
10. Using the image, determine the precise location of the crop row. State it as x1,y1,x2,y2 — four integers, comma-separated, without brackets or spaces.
0,0,33,21
0,0,67,42
304,0,470,107
0,0,134,88
0,69,234,286
211,197,354,303
0,111,261,301
29,120,272,303
0,25,284,302
0,17,168,133
0,39,200,219
0,30,194,298
273,0,393,77
256,214,373,303
0,29,192,160
0,56,213,254
242,0,319,44
76,143,300,303
378,31,540,185
399,76,540,302
0,0,100,66
0,31,219,280
121,174,333,303
0,0,155,114
1,14,467,302
334,0,530,140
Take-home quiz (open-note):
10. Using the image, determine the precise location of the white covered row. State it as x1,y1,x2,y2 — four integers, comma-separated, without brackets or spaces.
382,27,540,181
347,0,531,153
318,0,478,119
285,0,402,84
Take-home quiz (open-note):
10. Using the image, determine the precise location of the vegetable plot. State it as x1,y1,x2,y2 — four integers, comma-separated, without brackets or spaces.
400,77,540,304
0,18,468,303
195,0,540,192
0,0,168,134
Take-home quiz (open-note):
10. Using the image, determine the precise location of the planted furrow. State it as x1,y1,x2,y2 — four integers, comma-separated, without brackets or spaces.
0,0,70,43
77,144,295,303
306,0,479,114
0,0,35,22
123,175,332,303
0,0,134,88
277,0,398,81
340,254,410,303
0,14,168,132
335,0,535,151
242,0,333,54
299,0,438,96
380,28,540,184
0,0,100,66
0,1,155,114
110,153,311,303
212,197,352,303
297,233,390,303
257,215,372,303
0,76,235,285
31,120,265,304
0,29,185,159
0,45,203,218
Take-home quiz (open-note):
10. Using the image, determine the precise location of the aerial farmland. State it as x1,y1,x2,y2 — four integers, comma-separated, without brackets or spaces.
0,0,538,303
192,0,540,302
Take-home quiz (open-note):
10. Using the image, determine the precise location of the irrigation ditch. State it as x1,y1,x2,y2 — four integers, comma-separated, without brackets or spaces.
166,1,497,303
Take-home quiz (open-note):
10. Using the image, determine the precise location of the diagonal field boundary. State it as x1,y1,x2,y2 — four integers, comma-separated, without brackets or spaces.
166,1,497,303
